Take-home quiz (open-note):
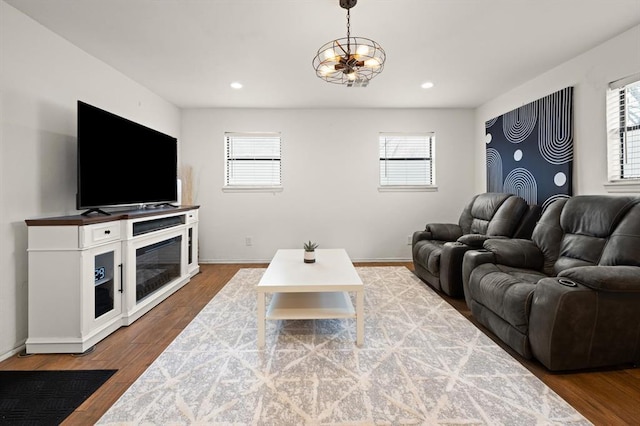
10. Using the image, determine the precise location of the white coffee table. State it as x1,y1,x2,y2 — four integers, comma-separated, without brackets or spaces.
256,248,364,348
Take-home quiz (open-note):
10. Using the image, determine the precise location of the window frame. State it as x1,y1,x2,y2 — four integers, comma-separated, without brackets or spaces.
605,73,640,193
378,132,437,192
222,132,283,193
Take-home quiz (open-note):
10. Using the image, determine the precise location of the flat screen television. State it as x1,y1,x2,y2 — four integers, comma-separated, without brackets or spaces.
76,101,178,214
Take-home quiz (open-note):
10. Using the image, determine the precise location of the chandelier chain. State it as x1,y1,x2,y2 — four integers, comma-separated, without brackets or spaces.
346,8,351,54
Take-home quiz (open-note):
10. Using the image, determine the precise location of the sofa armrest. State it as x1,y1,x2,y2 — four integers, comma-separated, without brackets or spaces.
461,249,497,308
457,234,508,248
456,234,488,248
439,242,472,298
529,275,640,371
483,238,544,271
558,266,640,292
425,223,463,241
412,230,433,246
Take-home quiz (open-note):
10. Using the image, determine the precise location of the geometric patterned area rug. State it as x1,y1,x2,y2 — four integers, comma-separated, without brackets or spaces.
0,369,116,425
97,267,591,425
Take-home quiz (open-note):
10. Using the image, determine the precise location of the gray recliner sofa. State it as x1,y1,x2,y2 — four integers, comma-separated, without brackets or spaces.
463,195,640,371
412,192,539,298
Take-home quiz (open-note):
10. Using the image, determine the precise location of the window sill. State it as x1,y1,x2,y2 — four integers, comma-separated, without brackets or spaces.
603,180,640,193
222,186,283,193
378,185,438,192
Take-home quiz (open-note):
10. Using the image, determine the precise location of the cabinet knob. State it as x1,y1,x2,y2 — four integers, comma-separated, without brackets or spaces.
105,230,111,234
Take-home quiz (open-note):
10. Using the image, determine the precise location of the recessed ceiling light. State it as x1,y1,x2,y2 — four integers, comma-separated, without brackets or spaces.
421,81,434,89
230,82,243,89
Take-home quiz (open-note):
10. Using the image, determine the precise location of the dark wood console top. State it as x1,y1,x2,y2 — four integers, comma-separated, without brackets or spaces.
25,205,200,226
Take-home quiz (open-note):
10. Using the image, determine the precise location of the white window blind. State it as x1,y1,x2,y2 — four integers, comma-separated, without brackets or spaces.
607,75,640,181
225,132,281,187
379,133,434,186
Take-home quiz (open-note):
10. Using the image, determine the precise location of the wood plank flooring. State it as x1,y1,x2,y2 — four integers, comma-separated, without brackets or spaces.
1,263,638,425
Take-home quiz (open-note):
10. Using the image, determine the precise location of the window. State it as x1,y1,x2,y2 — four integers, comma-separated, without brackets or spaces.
606,74,640,184
379,133,435,189
224,132,281,190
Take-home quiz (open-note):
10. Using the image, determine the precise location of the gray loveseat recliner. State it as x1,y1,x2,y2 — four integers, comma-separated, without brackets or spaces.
463,195,640,371
412,192,539,298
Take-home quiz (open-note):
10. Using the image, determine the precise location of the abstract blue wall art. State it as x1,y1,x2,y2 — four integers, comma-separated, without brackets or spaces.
485,87,573,211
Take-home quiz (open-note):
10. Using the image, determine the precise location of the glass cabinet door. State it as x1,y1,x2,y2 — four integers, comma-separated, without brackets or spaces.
91,243,122,321
187,225,199,275
94,251,115,318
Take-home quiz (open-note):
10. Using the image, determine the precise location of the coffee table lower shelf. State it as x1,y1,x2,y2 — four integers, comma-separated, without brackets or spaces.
266,291,355,320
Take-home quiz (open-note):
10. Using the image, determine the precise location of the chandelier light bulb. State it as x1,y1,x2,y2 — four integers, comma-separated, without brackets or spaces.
319,65,333,76
356,45,370,57
364,58,381,68
322,48,337,62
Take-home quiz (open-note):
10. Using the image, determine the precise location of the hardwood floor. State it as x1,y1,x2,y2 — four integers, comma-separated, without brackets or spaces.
1,263,638,425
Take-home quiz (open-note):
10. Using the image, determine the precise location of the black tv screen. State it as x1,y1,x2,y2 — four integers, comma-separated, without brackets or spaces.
77,101,178,210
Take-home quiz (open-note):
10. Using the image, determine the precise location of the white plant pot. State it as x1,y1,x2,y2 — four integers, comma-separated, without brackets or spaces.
304,250,316,263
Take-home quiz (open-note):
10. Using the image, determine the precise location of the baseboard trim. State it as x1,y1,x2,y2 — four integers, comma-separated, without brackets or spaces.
0,343,26,362
199,257,413,264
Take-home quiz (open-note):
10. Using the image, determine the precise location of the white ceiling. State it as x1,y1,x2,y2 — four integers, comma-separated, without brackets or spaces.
6,0,640,109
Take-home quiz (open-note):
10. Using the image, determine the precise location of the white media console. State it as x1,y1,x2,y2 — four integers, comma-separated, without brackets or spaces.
25,206,199,354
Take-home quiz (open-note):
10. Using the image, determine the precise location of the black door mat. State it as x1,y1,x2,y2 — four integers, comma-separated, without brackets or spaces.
0,369,117,425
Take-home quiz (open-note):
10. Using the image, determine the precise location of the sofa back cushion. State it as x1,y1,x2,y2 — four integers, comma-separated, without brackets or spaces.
458,193,527,236
553,196,638,274
531,198,566,276
600,201,640,267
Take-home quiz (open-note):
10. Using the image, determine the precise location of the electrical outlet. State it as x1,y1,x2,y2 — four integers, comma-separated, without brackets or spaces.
407,235,412,245
245,236,253,246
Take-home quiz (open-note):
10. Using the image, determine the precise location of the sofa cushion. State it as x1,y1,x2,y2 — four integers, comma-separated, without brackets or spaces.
469,263,546,333
459,192,513,235
485,195,530,236
469,218,490,235
531,199,566,276
469,193,510,221
554,234,604,274
600,202,640,267
559,195,636,237
552,196,639,274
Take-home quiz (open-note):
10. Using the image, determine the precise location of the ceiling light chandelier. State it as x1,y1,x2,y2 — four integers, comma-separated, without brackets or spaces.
312,0,385,87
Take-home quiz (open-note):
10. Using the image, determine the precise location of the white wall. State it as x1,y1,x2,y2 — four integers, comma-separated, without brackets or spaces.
474,24,640,196
181,108,476,263
0,1,181,361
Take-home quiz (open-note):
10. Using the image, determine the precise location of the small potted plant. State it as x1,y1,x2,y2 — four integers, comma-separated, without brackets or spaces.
303,240,319,263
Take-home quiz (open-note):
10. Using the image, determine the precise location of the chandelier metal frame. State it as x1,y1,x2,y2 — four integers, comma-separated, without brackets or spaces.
312,0,386,87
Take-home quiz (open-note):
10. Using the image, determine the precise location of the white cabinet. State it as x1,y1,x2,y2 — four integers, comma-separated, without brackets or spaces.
25,206,199,354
